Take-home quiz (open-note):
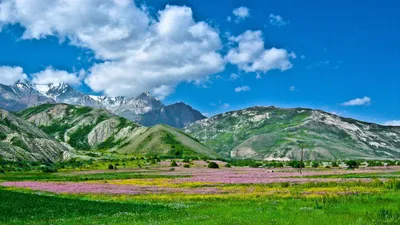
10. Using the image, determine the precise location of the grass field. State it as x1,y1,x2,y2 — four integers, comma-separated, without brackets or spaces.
1,161,400,224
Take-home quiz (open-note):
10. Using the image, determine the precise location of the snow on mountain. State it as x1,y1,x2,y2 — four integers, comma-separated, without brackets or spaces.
0,80,205,128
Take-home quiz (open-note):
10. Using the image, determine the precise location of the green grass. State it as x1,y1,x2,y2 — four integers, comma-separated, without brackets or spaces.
0,188,399,225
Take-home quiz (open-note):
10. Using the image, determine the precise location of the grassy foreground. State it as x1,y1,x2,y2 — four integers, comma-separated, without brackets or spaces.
1,186,399,225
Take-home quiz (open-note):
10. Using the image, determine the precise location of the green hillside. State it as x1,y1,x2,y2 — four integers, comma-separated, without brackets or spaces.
185,106,400,160
119,124,219,159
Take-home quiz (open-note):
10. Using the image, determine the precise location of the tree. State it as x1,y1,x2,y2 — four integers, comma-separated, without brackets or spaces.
208,162,219,169
170,160,178,167
108,164,114,170
346,160,359,169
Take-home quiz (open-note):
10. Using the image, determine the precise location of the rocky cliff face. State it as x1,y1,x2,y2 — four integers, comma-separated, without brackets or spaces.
18,104,140,151
0,108,70,162
185,106,400,160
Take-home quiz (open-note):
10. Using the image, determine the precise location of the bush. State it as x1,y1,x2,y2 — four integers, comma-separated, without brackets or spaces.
41,166,57,173
225,163,232,168
108,164,114,170
331,161,339,167
249,162,263,168
169,168,175,171
208,162,219,169
0,168,5,174
312,161,319,168
346,160,359,169
182,158,190,163
183,164,190,168
287,161,305,168
281,182,290,188
170,160,178,167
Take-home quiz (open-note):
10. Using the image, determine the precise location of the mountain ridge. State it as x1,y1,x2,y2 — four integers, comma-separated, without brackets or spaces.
185,106,400,160
0,80,205,128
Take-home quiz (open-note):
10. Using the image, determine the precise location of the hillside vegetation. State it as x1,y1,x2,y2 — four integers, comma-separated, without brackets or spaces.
0,108,69,162
185,106,400,160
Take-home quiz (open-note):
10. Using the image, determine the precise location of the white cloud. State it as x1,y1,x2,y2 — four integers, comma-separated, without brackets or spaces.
341,97,371,106
0,1,224,98
289,86,295,91
383,120,400,126
31,67,82,85
230,73,240,80
232,7,250,22
0,66,27,85
256,73,262,79
234,86,250,92
269,14,289,27
226,30,295,73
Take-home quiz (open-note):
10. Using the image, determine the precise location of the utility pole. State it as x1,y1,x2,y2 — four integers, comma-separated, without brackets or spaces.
300,143,304,178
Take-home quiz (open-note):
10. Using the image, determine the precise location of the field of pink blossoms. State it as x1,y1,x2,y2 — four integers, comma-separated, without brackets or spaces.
2,163,399,196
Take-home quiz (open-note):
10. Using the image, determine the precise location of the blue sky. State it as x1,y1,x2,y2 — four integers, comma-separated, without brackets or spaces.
0,0,399,125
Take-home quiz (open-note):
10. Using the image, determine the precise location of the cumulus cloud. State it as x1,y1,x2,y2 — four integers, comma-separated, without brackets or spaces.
226,30,295,73
269,14,289,27
289,86,295,91
0,1,224,98
341,97,371,106
31,67,82,85
383,120,400,126
234,86,250,92
231,6,250,22
0,66,27,85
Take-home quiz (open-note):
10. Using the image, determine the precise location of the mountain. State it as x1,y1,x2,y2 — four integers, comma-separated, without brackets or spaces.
17,104,140,151
0,108,70,162
185,106,400,160
119,124,219,159
0,80,54,111
17,104,219,159
140,102,206,128
0,80,205,128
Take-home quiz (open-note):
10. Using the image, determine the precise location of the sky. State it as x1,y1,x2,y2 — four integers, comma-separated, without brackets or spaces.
0,0,399,125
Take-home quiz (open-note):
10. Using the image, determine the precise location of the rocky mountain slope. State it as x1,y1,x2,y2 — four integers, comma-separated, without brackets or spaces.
0,80,205,128
17,104,140,151
185,106,400,160
16,104,218,159
0,108,69,162
0,80,54,111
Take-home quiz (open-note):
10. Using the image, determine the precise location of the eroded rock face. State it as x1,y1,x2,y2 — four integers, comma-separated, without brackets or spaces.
186,106,400,160
0,108,70,162
18,104,140,151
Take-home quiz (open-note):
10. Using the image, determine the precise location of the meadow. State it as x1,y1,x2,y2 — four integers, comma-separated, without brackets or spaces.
1,160,400,224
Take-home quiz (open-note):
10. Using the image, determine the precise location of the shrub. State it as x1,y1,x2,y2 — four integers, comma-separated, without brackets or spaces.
249,162,263,168
331,161,339,167
169,168,175,171
225,163,232,168
281,182,290,188
182,158,190,163
312,161,319,168
41,166,57,173
287,161,305,168
0,168,5,174
170,160,178,167
208,162,219,169
108,164,114,170
346,160,359,169
183,164,190,168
